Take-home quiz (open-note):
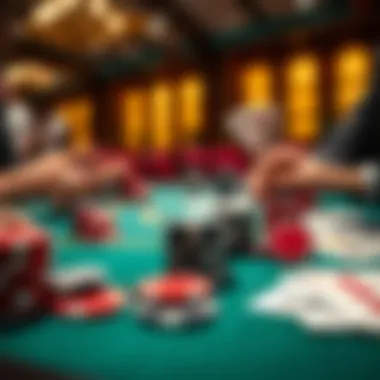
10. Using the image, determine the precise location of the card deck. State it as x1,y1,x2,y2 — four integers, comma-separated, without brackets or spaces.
251,269,380,335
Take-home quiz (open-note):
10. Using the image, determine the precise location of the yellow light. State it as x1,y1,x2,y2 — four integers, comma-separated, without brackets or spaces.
179,75,205,140
151,82,173,151
333,44,373,120
122,90,145,150
285,53,320,141
241,63,273,107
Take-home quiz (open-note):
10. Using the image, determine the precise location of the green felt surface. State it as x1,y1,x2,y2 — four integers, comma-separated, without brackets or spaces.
1,187,380,380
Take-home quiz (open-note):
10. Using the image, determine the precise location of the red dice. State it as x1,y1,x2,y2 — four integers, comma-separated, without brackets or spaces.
74,207,115,242
0,223,50,318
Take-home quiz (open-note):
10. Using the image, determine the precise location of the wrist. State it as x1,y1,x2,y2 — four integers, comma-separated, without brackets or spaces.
359,163,380,197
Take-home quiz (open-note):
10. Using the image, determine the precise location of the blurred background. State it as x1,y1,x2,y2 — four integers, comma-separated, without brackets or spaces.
0,0,377,157
2,2,380,379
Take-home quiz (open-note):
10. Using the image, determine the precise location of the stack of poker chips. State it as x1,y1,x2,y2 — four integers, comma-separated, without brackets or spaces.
261,190,314,262
134,272,216,328
0,222,50,321
167,220,230,288
217,191,258,257
47,266,125,319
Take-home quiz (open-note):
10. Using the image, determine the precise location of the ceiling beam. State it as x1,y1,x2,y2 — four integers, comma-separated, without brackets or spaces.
127,0,214,60
1,0,34,18
239,0,267,21
7,39,92,72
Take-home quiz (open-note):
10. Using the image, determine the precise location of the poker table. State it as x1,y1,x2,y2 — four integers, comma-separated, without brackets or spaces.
1,185,380,380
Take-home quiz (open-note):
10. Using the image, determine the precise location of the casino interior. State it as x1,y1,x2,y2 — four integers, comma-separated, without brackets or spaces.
1,1,380,380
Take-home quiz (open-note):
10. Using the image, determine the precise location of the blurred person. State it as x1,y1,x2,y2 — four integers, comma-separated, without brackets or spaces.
0,84,135,208
226,105,282,155
32,104,71,157
229,67,380,202
0,81,34,166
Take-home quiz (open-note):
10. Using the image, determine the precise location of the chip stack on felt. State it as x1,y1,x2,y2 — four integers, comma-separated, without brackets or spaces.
133,272,217,328
48,266,126,319
262,191,314,262
0,222,50,319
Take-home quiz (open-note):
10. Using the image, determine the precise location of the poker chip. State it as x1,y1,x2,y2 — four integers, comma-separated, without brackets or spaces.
0,222,50,318
121,173,150,201
48,266,105,296
53,288,126,319
74,206,115,242
138,272,213,306
134,273,216,328
267,222,312,262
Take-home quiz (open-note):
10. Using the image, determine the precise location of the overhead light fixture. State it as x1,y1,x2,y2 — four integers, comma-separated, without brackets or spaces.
90,0,109,17
145,14,168,41
295,0,317,12
106,13,126,36
31,0,80,27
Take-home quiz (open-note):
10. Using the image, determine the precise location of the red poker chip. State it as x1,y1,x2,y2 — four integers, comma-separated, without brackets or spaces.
267,222,312,262
74,207,115,241
137,272,213,306
123,178,149,201
0,223,50,258
52,288,125,319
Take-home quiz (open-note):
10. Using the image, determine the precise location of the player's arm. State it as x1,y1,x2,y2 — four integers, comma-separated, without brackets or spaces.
250,71,380,199
273,157,368,193
0,152,73,200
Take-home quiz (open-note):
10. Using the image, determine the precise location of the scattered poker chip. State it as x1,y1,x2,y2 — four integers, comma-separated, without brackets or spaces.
48,266,106,296
267,222,312,262
122,174,150,201
52,288,126,320
0,222,50,318
134,272,216,328
74,206,116,242
48,266,127,319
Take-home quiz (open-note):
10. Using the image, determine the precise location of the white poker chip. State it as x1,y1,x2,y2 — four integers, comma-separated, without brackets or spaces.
138,299,217,329
49,266,105,293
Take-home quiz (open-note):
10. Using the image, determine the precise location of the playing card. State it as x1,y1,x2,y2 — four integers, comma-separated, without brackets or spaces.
251,269,380,335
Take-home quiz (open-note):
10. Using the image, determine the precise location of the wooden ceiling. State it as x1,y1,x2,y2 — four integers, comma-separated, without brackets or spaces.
0,0,330,94
25,0,149,55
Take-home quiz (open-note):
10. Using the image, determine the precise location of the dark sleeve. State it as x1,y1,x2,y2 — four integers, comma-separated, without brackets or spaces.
52,121,71,150
318,55,380,165
0,106,16,170
60,123,71,148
